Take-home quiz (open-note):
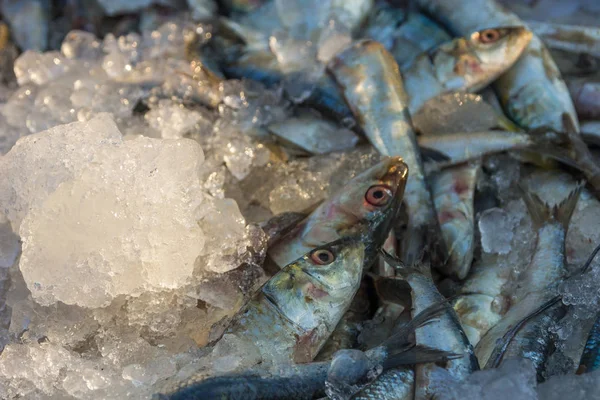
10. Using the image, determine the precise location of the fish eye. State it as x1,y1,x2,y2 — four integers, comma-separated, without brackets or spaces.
478,29,501,44
365,185,393,207
310,249,335,265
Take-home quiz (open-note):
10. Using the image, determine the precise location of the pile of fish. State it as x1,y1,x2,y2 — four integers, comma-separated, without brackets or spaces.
2,0,600,399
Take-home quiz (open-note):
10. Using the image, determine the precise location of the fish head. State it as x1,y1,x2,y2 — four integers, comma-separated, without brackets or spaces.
268,157,407,269
434,26,532,92
328,156,408,266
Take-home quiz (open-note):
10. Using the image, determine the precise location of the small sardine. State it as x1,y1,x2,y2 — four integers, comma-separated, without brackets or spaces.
403,26,532,114
268,157,408,270
475,185,581,376
328,40,443,266
577,312,600,374
350,368,414,400
417,0,579,132
380,252,479,399
526,21,600,59
431,163,480,279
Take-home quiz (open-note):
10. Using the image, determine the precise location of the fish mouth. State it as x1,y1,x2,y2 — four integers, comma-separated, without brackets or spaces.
377,156,409,200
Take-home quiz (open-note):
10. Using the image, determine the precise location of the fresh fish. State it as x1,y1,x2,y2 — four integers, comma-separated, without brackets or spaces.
156,362,330,400
577,312,600,374
226,237,366,369
549,48,599,77
418,131,533,168
221,0,268,15
363,6,451,70
350,368,414,400
566,76,600,120
475,185,582,375
268,156,408,271
267,110,359,155
381,251,479,399
156,294,457,400
403,26,533,114
526,21,600,59
328,40,443,267
431,163,480,279
412,92,522,135
417,0,580,132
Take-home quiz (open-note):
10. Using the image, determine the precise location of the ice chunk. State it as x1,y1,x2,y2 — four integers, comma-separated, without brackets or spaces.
0,109,28,154
61,31,103,60
537,370,600,400
101,33,143,78
13,51,72,86
0,114,123,231
18,134,205,307
145,99,208,139
441,359,538,400
210,333,262,373
187,0,218,20
0,217,19,269
479,208,515,255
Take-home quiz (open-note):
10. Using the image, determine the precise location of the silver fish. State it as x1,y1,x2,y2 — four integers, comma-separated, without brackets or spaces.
431,163,480,279
475,185,581,374
328,40,443,266
403,26,532,114
416,0,580,132
566,76,600,120
526,21,600,59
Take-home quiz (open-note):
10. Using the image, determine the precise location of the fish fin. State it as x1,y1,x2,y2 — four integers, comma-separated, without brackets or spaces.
370,273,413,307
380,249,431,277
260,212,307,246
419,146,451,163
562,113,579,135
379,296,454,352
383,345,463,369
519,184,582,230
485,295,562,369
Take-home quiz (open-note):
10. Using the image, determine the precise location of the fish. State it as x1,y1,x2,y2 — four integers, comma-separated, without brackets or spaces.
363,6,451,71
430,163,480,279
267,156,408,271
380,251,479,399
581,120,600,146
566,76,600,120
267,110,359,155
577,312,600,374
403,26,533,114
350,368,414,400
1,0,50,51
328,40,444,267
155,294,459,400
412,92,522,135
526,21,600,59
416,0,580,132
418,131,533,169
475,185,582,377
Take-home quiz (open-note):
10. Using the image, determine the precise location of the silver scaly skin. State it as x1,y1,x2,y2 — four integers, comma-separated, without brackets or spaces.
431,163,480,279
475,186,582,373
418,131,533,167
526,21,600,59
350,368,414,400
328,40,442,266
416,0,579,132
404,26,532,114
381,252,479,400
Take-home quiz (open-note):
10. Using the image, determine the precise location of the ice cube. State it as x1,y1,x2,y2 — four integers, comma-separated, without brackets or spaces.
13,51,72,86
18,132,206,307
441,359,538,400
479,208,515,255
61,31,103,60
537,369,600,400
145,99,208,139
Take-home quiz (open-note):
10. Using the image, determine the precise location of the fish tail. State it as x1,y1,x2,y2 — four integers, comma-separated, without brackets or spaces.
520,184,582,230
382,345,463,370
380,248,431,278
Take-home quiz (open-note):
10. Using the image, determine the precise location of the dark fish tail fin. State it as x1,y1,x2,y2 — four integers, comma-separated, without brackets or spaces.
383,345,463,369
562,112,579,136
380,248,431,278
520,184,582,230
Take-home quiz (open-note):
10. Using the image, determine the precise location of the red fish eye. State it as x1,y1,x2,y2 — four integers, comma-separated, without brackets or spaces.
310,249,335,265
479,29,501,44
365,185,393,207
